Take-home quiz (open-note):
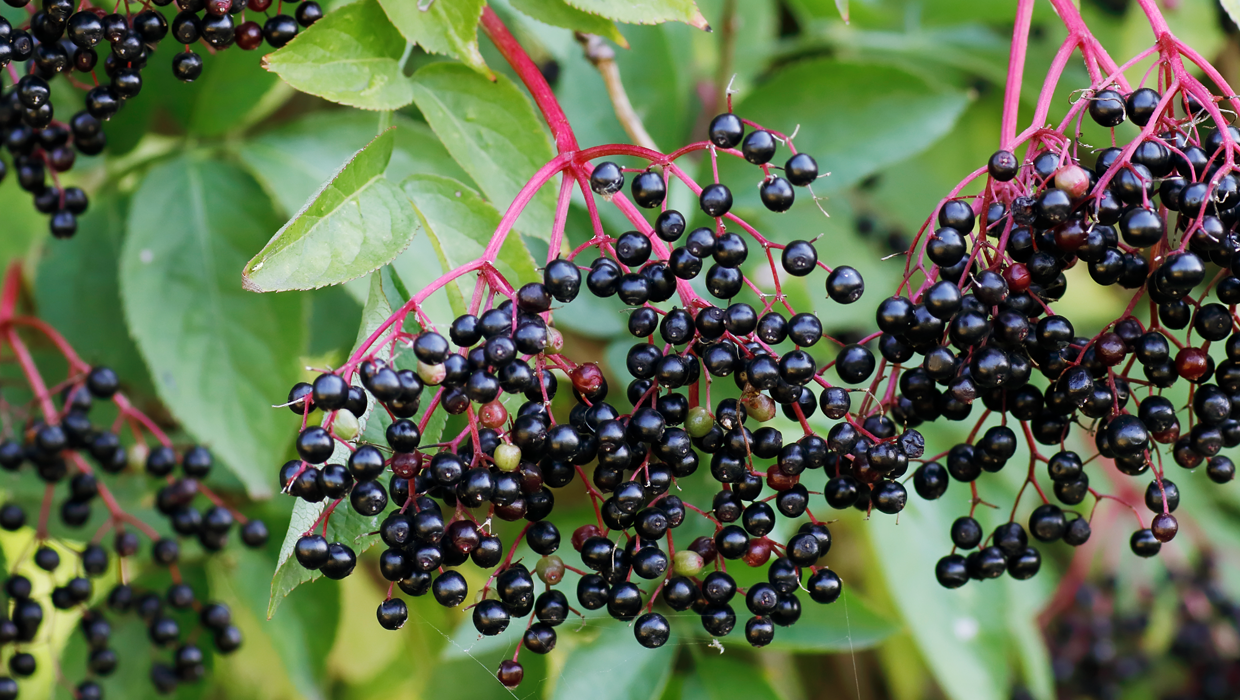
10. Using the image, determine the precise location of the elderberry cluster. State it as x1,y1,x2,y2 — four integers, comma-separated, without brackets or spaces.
0,0,321,238
1045,557,1240,699
281,112,858,687
0,363,269,698
888,85,1240,589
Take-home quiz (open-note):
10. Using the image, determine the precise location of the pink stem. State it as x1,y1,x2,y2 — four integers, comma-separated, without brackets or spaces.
1000,0,1036,149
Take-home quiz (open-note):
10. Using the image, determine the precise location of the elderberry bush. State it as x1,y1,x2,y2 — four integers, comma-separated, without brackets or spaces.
0,0,321,239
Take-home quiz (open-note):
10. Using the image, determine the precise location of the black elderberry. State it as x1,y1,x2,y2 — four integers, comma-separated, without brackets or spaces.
708,113,744,148
785,153,818,186
295,1,324,25
988,149,1019,181
835,344,875,384
630,170,666,208
1089,89,1126,127
172,51,204,82
260,13,297,47
589,161,624,195
1125,87,1160,126
235,519,267,548
937,199,976,234
950,516,983,549
1129,528,1161,557
760,176,795,212
781,240,817,276
700,183,733,217
295,426,334,464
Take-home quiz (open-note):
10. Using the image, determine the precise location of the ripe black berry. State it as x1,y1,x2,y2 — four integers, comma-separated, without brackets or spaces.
708,113,744,148
590,162,624,195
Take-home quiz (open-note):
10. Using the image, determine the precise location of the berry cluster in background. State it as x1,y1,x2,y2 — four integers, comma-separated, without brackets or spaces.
1042,556,1240,699
0,0,321,238
0,263,268,698
271,1,1240,688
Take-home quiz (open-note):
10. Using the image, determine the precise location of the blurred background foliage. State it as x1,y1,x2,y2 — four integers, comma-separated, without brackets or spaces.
3,0,1240,698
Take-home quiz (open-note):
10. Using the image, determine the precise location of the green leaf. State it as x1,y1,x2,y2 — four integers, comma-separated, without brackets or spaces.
674,586,895,652
563,0,708,29
758,590,896,652
243,129,419,292
215,547,340,700
268,272,393,618
409,62,557,240
0,170,43,270
867,469,1056,700
236,111,473,218
550,623,678,700
511,0,627,46
721,58,970,194
400,174,540,317
377,0,489,75
690,650,780,700
182,46,285,137
35,192,152,394
120,155,302,498
263,0,414,110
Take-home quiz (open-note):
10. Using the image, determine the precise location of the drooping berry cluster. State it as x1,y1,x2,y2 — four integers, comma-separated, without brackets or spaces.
270,0,1240,689
0,265,268,697
0,0,321,238
279,108,863,687
893,55,1240,588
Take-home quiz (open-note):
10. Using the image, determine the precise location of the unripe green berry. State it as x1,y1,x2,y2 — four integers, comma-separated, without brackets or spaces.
536,555,565,584
417,361,446,386
331,411,359,441
742,394,776,422
686,406,715,438
673,550,704,576
494,444,521,472
128,443,149,472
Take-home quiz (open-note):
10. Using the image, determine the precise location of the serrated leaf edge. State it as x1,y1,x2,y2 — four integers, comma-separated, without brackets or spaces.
242,129,412,293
